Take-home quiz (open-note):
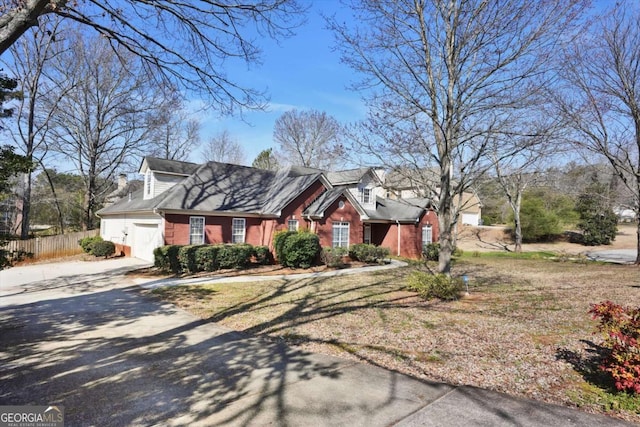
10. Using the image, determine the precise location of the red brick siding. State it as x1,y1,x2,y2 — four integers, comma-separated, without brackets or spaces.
278,181,326,231
162,189,438,260
314,195,362,248
399,210,438,258
163,180,327,249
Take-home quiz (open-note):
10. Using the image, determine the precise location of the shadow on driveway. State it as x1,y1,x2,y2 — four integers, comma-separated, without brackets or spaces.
0,272,444,426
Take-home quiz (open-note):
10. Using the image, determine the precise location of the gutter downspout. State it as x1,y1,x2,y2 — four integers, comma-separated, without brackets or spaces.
153,208,165,247
396,219,401,257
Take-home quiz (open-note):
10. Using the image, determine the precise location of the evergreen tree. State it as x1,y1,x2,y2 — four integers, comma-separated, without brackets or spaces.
576,181,618,246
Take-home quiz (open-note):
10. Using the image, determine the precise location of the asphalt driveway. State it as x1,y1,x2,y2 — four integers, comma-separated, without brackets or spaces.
0,259,634,426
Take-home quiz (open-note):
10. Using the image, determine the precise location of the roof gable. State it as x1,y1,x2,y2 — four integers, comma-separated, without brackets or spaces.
325,167,373,186
139,156,199,176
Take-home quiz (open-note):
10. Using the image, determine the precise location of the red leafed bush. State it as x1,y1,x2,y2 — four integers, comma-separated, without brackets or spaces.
589,301,640,394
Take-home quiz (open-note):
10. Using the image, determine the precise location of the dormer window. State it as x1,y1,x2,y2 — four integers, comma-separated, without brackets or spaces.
360,188,372,204
145,170,152,197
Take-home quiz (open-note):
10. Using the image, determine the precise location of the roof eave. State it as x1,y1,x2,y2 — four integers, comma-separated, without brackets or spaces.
159,208,271,218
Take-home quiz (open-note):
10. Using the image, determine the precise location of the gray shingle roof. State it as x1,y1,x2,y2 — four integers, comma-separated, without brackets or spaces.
142,156,200,175
287,165,324,176
97,189,161,215
303,189,430,222
363,197,430,222
98,158,433,222
99,161,323,216
325,168,371,185
157,162,321,215
302,186,349,218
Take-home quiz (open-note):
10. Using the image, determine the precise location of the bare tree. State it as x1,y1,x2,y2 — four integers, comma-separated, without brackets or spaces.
45,31,168,230
202,130,246,165
0,0,305,114
4,16,65,238
557,2,640,264
329,0,585,273
273,109,344,170
147,92,200,162
492,146,558,253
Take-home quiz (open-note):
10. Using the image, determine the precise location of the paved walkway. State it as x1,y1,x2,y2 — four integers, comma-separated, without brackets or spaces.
0,258,635,426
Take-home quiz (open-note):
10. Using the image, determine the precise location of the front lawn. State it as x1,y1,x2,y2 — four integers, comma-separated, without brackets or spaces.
147,257,640,422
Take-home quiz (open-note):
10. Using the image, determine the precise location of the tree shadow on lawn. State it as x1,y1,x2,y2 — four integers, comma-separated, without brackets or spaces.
0,274,442,426
555,339,619,394
154,272,469,382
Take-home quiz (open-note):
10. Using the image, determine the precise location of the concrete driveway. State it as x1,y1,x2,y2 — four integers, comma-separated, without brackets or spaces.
0,259,634,426
586,249,638,264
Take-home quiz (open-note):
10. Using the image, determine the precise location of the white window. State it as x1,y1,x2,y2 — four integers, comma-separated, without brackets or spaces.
232,218,246,243
332,222,350,248
189,216,205,244
422,224,433,246
288,219,299,232
360,188,372,204
364,224,371,244
145,170,152,196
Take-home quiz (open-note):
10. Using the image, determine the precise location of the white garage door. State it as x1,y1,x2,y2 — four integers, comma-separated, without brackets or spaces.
132,223,160,262
461,213,479,226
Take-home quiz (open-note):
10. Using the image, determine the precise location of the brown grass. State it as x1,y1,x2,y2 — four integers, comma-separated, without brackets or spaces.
148,257,640,423
456,223,638,254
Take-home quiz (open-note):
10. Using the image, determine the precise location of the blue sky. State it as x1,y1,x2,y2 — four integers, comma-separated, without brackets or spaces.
196,1,366,165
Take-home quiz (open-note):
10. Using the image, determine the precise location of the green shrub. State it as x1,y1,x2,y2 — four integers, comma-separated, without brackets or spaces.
217,243,253,269
321,246,348,267
91,240,115,258
516,195,563,242
79,235,103,253
282,231,321,268
195,245,220,271
422,243,440,261
253,245,273,265
178,245,204,273
406,271,463,301
0,248,33,270
589,301,640,394
349,243,390,264
273,230,296,263
154,245,181,273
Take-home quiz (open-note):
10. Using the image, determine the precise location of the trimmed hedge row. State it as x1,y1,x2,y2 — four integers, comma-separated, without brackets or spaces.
349,243,390,264
154,236,390,274
154,243,272,274
320,243,390,268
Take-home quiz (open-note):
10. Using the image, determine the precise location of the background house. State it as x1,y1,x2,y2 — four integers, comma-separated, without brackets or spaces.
97,157,439,262
384,169,482,226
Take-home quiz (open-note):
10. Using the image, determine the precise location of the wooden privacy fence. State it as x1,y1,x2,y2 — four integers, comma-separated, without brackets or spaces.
3,230,99,260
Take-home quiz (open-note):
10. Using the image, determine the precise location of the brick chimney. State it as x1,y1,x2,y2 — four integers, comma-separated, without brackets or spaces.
118,174,127,191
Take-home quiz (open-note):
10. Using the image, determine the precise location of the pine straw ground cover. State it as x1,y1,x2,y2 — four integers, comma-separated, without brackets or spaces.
146,256,640,422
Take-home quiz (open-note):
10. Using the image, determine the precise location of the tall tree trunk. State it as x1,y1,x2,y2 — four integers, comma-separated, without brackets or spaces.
635,218,640,265
438,157,455,274
39,165,65,234
20,170,32,239
513,193,523,253
85,174,96,230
